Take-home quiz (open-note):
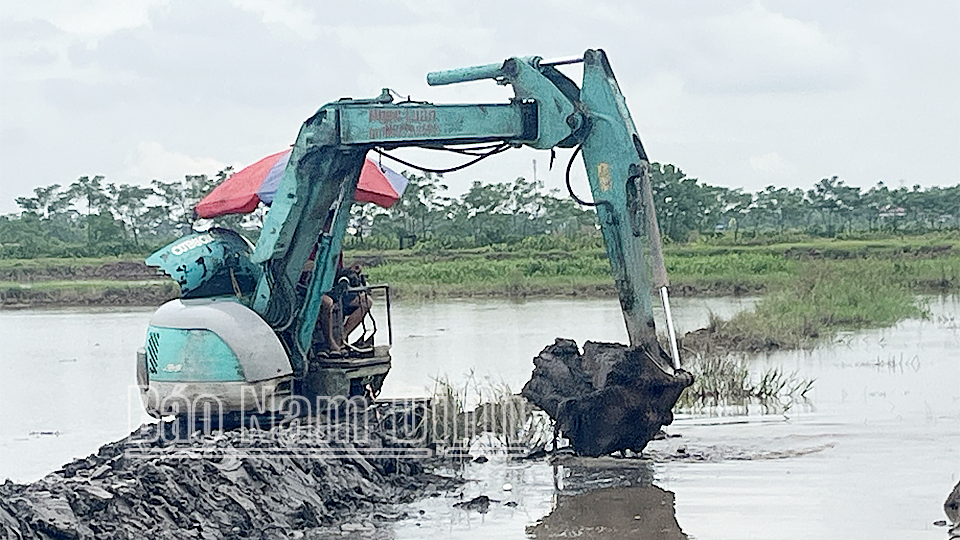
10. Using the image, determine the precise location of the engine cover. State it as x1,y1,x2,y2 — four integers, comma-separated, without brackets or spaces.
138,298,293,418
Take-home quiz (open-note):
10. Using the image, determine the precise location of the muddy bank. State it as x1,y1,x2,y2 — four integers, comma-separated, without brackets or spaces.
0,416,458,539
680,324,786,354
0,280,758,310
0,261,157,283
0,282,178,309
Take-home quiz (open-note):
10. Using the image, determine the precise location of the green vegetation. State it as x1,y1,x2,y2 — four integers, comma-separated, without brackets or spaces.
2,160,956,330
2,234,957,308
356,233,959,298
3,162,958,259
682,261,934,354
676,355,814,413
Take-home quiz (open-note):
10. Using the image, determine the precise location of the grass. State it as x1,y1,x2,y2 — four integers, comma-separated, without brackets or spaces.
425,373,551,455
361,245,959,299
683,261,931,353
365,255,614,297
1,234,957,306
676,354,814,413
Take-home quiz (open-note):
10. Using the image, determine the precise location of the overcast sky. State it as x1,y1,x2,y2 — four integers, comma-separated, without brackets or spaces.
1,0,958,215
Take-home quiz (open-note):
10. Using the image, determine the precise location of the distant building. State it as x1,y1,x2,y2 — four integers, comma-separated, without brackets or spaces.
878,205,906,218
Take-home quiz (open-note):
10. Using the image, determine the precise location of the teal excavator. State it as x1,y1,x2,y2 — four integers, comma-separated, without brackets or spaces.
137,49,691,429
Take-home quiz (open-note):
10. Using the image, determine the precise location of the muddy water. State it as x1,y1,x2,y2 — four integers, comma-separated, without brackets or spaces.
1,296,958,539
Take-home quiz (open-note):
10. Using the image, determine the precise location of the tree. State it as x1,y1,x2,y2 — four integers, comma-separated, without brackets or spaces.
650,163,713,242
15,184,62,219
111,183,155,246
61,175,111,244
375,171,450,247
64,176,109,216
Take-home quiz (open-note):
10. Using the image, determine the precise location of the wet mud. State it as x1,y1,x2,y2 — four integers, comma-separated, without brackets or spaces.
0,417,458,539
947,479,960,537
521,339,693,457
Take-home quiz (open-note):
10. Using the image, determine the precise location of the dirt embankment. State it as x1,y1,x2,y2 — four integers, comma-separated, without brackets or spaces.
1,261,179,309
1,283,179,309
0,416,458,539
0,261,158,283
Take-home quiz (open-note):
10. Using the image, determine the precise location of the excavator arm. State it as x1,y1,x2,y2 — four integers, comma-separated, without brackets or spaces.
249,49,673,374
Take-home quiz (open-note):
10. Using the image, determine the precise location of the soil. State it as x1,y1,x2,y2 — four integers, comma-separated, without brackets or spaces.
521,339,694,457
0,414,460,540
680,325,789,354
0,261,179,309
0,261,158,282
1,283,179,309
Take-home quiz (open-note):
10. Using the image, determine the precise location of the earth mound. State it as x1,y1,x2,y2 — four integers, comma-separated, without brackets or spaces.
0,412,453,539
521,339,693,457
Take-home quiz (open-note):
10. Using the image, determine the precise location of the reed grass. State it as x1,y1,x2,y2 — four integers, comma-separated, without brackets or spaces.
676,353,815,414
424,373,551,455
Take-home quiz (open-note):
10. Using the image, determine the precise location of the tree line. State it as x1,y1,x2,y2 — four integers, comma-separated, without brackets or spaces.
2,163,957,258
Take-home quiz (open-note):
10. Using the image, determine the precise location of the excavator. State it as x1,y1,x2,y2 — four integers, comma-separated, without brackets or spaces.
137,49,692,437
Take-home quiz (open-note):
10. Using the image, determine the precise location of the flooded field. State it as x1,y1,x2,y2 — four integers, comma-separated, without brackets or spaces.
1,295,957,539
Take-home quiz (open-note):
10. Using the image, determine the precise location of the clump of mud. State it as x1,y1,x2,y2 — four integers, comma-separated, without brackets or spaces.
0,414,456,539
521,339,693,457
946,478,960,536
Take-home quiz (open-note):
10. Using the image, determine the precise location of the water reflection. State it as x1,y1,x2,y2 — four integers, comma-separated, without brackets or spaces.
528,456,686,539
529,485,686,540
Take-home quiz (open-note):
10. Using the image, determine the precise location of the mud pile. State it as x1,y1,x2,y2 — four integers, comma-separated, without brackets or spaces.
947,479,960,536
0,415,454,539
521,339,693,457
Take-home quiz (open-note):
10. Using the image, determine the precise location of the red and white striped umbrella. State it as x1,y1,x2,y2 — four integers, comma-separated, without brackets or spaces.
195,149,408,219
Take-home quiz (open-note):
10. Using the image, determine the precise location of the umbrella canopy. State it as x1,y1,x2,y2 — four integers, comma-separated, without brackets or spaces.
355,158,409,208
195,150,408,219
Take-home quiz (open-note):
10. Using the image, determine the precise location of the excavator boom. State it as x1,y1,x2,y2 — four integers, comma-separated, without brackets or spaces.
249,50,667,371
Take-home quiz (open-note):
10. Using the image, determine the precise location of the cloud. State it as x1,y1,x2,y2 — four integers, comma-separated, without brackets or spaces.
125,141,231,182
13,0,369,115
0,0,956,215
228,0,320,39
749,152,795,175
675,3,856,95
0,127,28,147
1,0,166,37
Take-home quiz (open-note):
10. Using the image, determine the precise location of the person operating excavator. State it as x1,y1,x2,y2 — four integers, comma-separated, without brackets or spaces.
317,262,372,356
